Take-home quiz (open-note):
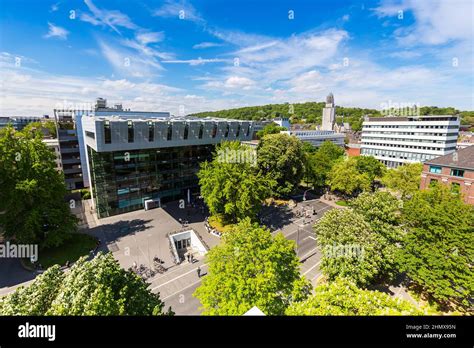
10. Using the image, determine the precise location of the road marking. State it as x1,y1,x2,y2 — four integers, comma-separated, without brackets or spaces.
299,247,319,261
151,263,208,291
162,278,203,301
303,260,321,275
303,235,316,241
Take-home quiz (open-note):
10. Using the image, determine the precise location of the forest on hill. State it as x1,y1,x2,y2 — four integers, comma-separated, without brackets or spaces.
190,102,474,131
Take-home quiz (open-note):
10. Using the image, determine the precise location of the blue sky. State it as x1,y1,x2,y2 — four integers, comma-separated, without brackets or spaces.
0,0,472,116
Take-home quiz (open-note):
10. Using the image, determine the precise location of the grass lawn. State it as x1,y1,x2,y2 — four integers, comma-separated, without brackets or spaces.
38,233,98,268
335,200,349,207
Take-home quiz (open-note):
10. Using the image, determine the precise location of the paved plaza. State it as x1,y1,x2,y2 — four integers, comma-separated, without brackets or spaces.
0,198,334,315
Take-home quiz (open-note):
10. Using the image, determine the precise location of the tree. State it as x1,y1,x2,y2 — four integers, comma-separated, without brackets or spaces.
355,155,386,182
194,219,311,315
0,126,77,248
257,133,305,196
400,184,474,310
256,123,286,139
303,141,345,189
198,141,274,224
286,278,421,315
327,158,371,197
350,192,403,280
314,209,385,287
0,253,171,315
382,163,423,199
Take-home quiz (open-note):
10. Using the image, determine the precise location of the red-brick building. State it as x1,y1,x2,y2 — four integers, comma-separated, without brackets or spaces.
420,146,474,205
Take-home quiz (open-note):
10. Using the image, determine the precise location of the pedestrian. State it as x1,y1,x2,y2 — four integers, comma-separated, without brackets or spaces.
197,266,201,278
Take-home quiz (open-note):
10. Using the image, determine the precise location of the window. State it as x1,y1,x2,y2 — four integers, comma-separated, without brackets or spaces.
127,121,134,143
429,179,438,187
167,124,172,141
85,131,95,139
184,124,189,140
246,125,250,137
198,124,203,139
224,124,229,137
429,166,442,174
148,122,154,142
450,169,464,177
104,121,111,144
236,125,241,137
451,182,461,194
211,124,217,138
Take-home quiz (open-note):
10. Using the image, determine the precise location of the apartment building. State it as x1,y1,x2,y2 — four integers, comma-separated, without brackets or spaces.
360,115,460,168
420,146,474,205
81,115,254,218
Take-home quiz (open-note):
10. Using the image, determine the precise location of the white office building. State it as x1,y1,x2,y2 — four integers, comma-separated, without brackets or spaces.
282,130,345,147
360,115,460,168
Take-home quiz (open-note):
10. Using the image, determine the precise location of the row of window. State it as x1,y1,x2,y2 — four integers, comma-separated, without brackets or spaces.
362,142,450,151
429,166,465,177
362,148,435,161
361,137,457,144
103,121,250,144
362,132,458,137
364,125,458,129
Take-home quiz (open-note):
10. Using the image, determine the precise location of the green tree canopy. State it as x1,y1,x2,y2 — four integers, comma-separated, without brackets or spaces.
0,253,171,315
350,192,403,280
355,155,386,182
286,278,421,315
256,123,286,139
194,218,311,315
303,140,345,189
0,126,77,248
400,184,474,310
314,208,385,287
381,162,423,199
327,157,371,197
198,141,274,224
257,133,305,197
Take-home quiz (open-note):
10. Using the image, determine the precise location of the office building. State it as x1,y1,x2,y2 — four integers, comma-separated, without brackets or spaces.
282,130,345,147
420,146,474,205
360,115,460,168
81,115,254,218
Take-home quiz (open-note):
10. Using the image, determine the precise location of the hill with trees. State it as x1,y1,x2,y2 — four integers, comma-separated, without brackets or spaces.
190,103,474,131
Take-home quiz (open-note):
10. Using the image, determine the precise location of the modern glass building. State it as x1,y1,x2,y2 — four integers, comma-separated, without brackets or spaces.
82,115,254,218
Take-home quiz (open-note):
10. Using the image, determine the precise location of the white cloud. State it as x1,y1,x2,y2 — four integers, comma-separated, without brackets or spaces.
153,0,204,23
373,0,474,46
163,57,227,66
44,22,69,40
193,42,223,49
80,0,138,34
135,31,165,45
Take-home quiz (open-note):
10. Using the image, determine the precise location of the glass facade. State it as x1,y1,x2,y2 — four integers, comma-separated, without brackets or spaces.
88,144,214,218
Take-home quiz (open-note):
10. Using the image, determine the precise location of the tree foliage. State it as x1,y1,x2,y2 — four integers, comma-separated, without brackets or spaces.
0,126,77,248
303,140,345,189
256,123,286,139
400,184,474,310
314,209,386,287
350,192,403,280
198,141,274,224
286,278,421,315
0,253,170,315
354,155,386,182
257,133,305,196
381,162,423,199
194,218,311,315
327,158,371,197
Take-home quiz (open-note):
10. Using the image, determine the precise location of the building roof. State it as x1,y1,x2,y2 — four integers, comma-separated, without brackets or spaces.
425,145,474,170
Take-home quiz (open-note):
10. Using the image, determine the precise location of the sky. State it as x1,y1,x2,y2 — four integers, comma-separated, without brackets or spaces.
0,0,473,116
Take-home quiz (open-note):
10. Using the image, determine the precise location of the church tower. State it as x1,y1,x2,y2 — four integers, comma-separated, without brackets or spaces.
322,92,336,131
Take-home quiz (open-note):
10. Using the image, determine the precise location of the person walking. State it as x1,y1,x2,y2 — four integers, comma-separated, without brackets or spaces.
197,266,201,278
